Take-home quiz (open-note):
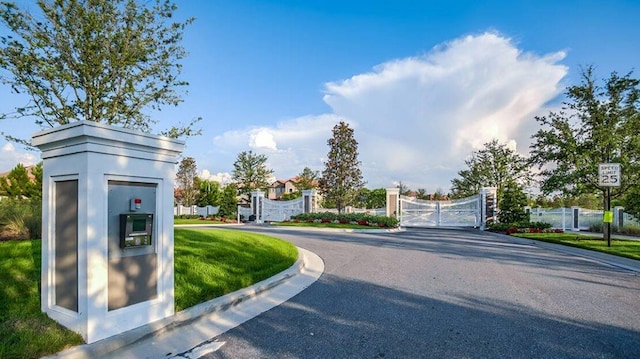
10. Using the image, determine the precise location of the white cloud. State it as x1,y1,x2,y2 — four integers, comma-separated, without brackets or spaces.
0,141,38,173
198,169,233,186
208,113,342,180
249,128,278,151
322,32,567,191
200,32,568,192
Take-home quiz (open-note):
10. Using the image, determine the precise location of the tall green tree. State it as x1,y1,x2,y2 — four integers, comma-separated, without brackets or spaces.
450,139,531,202
195,179,220,207
319,121,365,213
218,183,238,218
0,0,199,146
357,188,387,209
296,167,319,190
232,150,273,199
0,162,41,198
175,157,198,206
498,180,529,223
529,67,640,210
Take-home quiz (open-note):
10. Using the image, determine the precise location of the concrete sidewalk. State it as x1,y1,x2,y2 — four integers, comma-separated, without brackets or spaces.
44,247,324,359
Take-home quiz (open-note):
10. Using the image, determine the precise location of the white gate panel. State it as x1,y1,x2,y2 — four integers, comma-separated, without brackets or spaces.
400,195,480,227
262,197,304,222
439,197,481,227
400,199,438,226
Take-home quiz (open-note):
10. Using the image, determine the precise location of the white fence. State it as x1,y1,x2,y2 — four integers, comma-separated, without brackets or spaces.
526,206,636,231
174,205,219,216
238,206,252,220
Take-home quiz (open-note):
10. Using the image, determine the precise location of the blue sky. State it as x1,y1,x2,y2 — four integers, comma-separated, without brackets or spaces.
1,0,639,192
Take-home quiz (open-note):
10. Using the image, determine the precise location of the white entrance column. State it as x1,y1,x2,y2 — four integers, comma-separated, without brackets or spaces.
302,189,317,213
251,190,265,223
386,188,400,218
32,121,184,343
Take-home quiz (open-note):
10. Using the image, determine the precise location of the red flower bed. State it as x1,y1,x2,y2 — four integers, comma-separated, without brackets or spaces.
505,227,518,235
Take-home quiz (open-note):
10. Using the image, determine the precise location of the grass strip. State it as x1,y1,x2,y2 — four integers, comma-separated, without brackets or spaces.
511,232,640,261
0,228,297,358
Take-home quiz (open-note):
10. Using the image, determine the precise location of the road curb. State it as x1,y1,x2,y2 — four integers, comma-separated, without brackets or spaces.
44,246,324,359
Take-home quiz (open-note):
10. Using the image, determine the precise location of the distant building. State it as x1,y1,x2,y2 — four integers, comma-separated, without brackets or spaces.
268,178,299,199
268,176,318,200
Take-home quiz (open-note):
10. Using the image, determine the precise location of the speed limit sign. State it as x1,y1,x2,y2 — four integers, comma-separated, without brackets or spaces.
599,163,621,187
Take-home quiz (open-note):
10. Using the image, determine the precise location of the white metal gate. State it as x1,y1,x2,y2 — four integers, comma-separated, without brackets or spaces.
400,195,481,227
261,197,304,222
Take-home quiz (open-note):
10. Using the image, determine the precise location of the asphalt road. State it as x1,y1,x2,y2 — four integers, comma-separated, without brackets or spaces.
200,227,640,359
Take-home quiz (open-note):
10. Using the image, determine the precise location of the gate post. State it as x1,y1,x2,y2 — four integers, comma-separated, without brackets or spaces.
302,189,316,214
480,187,497,230
251,190,265,223
32,121,183,343
386,188,400,219
613,206,624,230
571,206,580,231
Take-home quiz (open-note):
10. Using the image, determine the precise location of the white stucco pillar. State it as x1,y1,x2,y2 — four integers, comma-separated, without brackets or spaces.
32,121,184,343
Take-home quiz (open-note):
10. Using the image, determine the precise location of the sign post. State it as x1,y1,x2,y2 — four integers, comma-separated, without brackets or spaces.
599,163,621,247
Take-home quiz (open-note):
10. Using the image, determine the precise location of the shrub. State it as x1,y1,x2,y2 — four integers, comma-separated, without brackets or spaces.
0,198,41,240
488,221,555,235
174,214,201,219
290,213,399,228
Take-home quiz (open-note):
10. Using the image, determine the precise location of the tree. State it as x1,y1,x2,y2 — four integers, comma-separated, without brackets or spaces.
396,181,411,196
498,180,529,224
296,167,319,190
0,162,41,198
195,179,220,207
0,0,199,146
218,183,238,218
354,187,386,209
433,188,447,200
530,67,640,212
366,188,387,209
175,157,198,206
319,121,365,213
450,139,531,201
232,150,273,199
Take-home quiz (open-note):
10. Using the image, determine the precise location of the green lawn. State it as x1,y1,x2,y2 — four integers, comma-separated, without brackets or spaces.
511,232,640,260
0,228,297,358
0,239,83,359
174,228,297,310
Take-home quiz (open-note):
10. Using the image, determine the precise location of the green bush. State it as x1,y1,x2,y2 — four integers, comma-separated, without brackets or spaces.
174,214,201,219
289,212,399,228
488,221,552,233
